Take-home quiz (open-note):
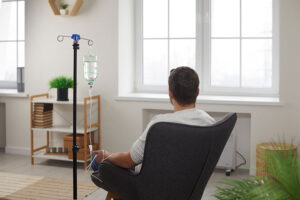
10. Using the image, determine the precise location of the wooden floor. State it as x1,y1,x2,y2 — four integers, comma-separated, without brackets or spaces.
0,172,97,200
0,152,249,200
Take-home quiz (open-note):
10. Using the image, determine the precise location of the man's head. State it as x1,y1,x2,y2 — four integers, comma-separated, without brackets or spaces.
168,66,199,107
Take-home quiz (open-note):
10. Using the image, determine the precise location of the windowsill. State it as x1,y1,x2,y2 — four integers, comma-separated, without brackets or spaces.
116,93,282,106
0,89,28,98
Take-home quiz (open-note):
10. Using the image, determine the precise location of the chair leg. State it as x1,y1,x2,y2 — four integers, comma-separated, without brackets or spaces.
105,192,120,200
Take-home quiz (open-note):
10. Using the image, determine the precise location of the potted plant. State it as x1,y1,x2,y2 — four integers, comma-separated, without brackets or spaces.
59,3,69,15
214,143,300,200
49,76,73,101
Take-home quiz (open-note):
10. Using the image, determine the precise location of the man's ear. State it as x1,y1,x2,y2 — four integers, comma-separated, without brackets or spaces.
169,90,173,98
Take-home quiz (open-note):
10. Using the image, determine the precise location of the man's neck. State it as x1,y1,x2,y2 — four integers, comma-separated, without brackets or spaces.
173,104,196,112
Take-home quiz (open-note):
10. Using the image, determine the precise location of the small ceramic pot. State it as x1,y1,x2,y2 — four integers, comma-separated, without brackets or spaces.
57,88,69,101
46,148,51,153
60,9,67,15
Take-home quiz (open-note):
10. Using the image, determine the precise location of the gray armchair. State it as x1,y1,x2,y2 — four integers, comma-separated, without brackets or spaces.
92,113,237,200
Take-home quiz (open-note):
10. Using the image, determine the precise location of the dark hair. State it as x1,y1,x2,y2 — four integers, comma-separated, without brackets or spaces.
168,66,199,106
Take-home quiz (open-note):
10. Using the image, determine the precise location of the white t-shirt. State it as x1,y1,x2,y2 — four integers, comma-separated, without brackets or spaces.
130,108,216,166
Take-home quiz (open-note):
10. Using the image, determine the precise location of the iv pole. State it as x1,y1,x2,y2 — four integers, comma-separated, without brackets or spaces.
57,34,94,200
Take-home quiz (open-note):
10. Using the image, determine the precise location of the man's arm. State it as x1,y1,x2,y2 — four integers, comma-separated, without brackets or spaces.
93,150,136,169
92,119,156,169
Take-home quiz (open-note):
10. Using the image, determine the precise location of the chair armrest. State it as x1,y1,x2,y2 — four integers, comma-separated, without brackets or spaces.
91,161,138,200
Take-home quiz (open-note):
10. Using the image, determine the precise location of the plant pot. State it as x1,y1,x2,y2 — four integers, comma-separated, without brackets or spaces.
57,88,69,101
60,9,67,15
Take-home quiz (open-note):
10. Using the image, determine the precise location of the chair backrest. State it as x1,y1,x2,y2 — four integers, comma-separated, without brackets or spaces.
136,113,237,200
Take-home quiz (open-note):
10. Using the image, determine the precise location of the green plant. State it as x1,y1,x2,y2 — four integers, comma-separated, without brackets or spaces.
60,3,69,10
49,76,73,89
214,143,300,200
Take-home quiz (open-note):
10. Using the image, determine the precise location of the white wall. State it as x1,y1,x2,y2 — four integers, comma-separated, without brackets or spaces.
0,0,299,174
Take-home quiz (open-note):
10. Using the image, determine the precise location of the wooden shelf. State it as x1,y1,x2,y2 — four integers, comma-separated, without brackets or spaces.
33,150,85,163
32,125,98,134
48,0,83,16
32,98,97,105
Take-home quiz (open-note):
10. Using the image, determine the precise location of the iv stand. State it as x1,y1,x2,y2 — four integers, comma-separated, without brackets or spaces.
57,34,94,200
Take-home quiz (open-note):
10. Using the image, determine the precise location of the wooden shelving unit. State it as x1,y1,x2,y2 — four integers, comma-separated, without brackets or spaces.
32,125,98,134
48,0,83,16
30,93,101,168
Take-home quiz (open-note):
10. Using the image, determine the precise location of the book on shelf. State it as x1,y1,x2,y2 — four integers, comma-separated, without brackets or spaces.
33,125,53,128
33,122,52,126
33,103,53,128
34,117,52,121
33,120,52,123
34,111,52,116
33,110,53,115
34,103,53,112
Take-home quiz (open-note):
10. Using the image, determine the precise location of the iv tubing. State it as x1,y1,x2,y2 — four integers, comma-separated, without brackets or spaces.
88,87,93,154
87,150,113,183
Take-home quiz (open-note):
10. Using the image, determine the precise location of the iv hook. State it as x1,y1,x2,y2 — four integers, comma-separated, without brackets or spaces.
57,35,94,46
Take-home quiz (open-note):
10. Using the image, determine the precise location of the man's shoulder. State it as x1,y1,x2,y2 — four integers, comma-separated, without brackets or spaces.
150,109,215,125
150,112,177,123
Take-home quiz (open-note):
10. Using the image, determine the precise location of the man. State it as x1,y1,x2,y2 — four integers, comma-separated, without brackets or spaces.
92,66,215,172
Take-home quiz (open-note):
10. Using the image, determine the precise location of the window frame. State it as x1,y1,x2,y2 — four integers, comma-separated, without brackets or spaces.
0,0,25,90
135,0,279,97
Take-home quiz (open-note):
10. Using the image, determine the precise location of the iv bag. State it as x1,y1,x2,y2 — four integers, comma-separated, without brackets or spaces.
83,48,98,85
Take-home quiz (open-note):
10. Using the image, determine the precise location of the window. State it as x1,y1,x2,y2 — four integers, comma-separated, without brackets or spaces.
0,0,25,89
136,0,279,96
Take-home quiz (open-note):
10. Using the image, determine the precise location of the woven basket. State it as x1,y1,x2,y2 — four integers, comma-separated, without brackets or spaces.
256,142,297,176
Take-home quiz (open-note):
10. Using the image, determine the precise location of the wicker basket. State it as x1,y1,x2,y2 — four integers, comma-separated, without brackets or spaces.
256,142,297,176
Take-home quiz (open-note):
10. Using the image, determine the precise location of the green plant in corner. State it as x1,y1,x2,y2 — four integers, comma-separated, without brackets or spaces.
49,76,73,89
60,3,69,10
214,143,300,200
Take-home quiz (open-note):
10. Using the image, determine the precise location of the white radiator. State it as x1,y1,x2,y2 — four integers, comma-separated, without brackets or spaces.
0,103,5,149
216,129,236,171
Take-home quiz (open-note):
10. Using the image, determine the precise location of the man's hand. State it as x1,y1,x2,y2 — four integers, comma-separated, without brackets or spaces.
92,150,111,163
92,150,136,169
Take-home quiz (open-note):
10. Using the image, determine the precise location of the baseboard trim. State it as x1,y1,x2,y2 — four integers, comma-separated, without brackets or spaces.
5,146,30,156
